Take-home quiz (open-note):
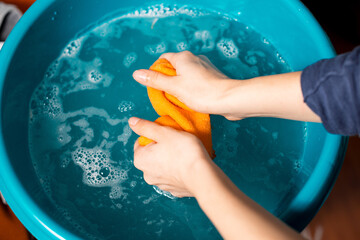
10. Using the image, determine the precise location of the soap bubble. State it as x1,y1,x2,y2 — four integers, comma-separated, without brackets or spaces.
71,147,126,187
109,186,127,200
62,39,82,57
217,39,239,58
44,60,60,79
88,70,103,84
30,84,63,118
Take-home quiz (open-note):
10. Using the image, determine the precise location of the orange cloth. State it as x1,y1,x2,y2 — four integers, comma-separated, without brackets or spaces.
138,59,215,158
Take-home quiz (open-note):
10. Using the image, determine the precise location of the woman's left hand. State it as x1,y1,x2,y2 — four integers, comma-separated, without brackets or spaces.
128,117,212,198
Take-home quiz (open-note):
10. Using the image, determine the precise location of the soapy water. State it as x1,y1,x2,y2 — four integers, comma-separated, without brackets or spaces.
28,5,306,240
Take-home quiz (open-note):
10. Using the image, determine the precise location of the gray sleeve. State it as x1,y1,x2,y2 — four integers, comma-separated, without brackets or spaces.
0,2,22,41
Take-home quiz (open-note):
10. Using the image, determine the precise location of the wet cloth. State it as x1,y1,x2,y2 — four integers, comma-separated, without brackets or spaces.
138,58,215,158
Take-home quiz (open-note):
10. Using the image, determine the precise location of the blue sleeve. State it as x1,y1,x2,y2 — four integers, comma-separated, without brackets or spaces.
301,46,360,136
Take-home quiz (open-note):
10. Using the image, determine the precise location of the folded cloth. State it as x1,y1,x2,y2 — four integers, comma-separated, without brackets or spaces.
138,58,215,158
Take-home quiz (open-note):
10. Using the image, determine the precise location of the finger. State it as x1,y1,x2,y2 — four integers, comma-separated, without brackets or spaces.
133,139,141,152
132,69,179,95
128,117,170,142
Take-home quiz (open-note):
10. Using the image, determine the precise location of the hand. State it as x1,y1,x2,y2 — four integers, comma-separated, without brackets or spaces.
133,51,239,118
128,117,212,197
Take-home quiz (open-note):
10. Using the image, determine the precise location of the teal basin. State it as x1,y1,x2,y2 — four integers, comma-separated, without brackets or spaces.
0,0,347,239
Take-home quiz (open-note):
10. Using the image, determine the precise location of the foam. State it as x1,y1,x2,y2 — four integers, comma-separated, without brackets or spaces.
176,42,188,51
93,23,112,38
44,60,60,79
130,181,137,188
51,56,113,95
72,119,95,148
73,118,90,129
39,176,52,195
60,152,72,168
62,38,83,58
88,70,103,84
57,123,72,145
117,124,132,146
153,186,176,199
123,52,138,68
102,131,109,139
124,4,207,18
217,39,239,58
99,139,115,149
145,42,167,55
30,84,63,119
194,30,214,51
118,101,135,113
142,193,160,205
58,107,128,127
109,185,128,200
71,147,126,187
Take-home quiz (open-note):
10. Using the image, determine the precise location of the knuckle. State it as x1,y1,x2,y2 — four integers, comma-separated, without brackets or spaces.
181,50,192,56
179,50,193,59
160,52,175,59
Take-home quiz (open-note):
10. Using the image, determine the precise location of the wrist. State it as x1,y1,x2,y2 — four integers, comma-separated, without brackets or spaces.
181,153,214,197
215,78,259,119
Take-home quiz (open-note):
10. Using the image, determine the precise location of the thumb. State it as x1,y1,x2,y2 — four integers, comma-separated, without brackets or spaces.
128,117,169,143
133,69,178,95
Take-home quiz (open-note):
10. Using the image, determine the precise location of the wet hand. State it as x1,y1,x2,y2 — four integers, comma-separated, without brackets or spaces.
132,51,238,117
128,117,212,198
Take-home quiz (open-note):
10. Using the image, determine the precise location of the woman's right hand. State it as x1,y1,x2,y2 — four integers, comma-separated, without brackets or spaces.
132,51,241,119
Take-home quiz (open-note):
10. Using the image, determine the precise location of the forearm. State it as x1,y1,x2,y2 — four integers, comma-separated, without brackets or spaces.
219,72,321,122
189,159,304,240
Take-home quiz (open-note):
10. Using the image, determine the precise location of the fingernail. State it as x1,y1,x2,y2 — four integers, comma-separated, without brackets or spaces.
128,117,140,126
133,70,148,82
